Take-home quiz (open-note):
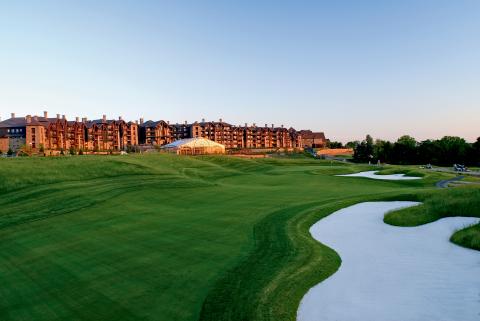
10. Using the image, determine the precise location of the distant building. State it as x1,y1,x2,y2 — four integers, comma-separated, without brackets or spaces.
139,118,306,150
0,111,326,153
0,113,28,152
298,130,327,148
0,112,138,153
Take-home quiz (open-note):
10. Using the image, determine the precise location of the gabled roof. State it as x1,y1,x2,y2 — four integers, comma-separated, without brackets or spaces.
0,117,27,128
140,120,169,128
89,119,117,125
299,130,326,140
0,116,64,128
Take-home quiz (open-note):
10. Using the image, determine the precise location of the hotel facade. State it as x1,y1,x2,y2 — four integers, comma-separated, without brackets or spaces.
0,112,326,153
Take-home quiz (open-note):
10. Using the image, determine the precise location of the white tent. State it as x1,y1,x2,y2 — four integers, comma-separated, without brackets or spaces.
161,138,226,155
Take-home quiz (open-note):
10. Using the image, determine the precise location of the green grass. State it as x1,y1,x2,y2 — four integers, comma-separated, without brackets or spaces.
376,166,427,177
0,154,461,321
450,223,480,250
384,187,480,251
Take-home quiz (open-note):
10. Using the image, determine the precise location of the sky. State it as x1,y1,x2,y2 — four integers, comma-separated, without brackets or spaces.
0,0,479,142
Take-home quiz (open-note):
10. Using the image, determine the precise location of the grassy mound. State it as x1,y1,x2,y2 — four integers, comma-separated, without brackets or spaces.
450,223,480,251
384,187,480,251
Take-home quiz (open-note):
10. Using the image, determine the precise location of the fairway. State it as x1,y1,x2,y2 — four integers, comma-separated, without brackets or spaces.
0,154,467,321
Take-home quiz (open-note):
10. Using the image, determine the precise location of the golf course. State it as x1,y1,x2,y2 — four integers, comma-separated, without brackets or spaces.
0,154,479,321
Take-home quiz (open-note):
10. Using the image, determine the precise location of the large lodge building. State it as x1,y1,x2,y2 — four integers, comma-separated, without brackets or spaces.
0,112,326,153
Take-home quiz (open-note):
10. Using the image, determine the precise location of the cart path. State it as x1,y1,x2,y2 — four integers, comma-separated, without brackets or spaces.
436,175,464,188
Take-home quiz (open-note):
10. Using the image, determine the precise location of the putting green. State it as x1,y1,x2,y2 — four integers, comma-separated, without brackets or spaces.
0,154,452,321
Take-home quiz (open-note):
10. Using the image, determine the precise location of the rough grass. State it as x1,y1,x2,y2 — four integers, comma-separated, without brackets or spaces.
377,166,426,177
450,223,480,251
384,187,480,251
0,154,446,321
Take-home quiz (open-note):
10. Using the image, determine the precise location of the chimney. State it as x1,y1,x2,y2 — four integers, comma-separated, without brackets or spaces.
245,123,248,127
253,123,256,127
135,120,138,124
281,124,284,128
167,120,170,125
219,118,223,123
265,123,268,128
26,115,32,123
44,111,48,118
82,117,87,123
102,115,106,123
76,117,80,122
62,114,66,120
202,118,205,122
56,114,60,119
140,117,144,124
184,120,187,125
11,113,15,118
33,116,38,121
118,116,122,121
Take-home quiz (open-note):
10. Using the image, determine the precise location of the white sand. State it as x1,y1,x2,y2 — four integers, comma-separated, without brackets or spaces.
337,170,422,180
297,202,480,321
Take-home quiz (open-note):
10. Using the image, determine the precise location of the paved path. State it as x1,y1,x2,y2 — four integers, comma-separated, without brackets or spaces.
436,175,464,188
430,167,480,176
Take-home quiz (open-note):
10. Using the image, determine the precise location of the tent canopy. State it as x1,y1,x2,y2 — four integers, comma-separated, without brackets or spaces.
162,138,225,155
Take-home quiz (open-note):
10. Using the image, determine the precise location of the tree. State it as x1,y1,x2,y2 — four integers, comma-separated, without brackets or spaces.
373,139,393,163
345,141,359,149
7,148,13,156
79,148,84,155
417,140,440,165
392,135,418,164
471,137,480,165
327,141,343,148
69,146,76,155
60,148,65,155
39,144,45,153
435,136,470,166
353,135,374,163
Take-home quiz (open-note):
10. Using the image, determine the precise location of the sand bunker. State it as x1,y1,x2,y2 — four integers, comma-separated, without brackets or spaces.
297,201,480,321
337,170,421,180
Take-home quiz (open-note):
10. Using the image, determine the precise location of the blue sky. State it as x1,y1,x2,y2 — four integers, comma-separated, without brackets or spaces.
1,1,479,142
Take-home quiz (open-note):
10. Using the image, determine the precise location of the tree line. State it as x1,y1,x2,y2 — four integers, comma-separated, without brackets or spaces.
348,135,480,166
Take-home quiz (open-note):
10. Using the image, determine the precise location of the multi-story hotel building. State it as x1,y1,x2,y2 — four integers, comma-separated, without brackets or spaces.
0,112,324,153
0,112,138,153
139,118,305,149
